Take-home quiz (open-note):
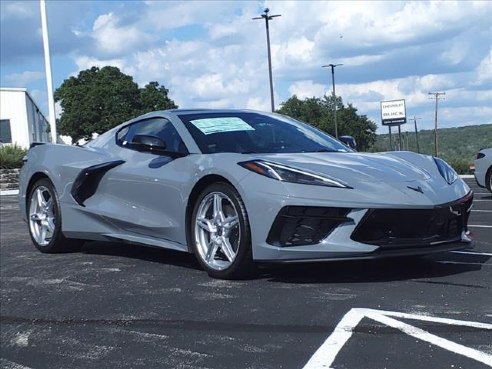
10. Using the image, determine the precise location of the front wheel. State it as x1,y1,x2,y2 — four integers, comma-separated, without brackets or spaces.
190,182,254,279
27,178,83,253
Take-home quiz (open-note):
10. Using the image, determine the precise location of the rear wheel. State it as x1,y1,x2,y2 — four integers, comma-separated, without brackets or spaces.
28,178,83,253
190,182,254,279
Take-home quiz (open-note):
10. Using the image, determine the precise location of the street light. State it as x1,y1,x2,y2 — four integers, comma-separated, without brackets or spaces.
40,0,57,143
428,91,445,157
253,8,281,112
322,63,343,138
411,116,422,153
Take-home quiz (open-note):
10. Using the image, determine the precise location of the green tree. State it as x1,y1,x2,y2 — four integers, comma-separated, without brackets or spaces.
278,94,377,151
137,81,177,115
54,66,177,142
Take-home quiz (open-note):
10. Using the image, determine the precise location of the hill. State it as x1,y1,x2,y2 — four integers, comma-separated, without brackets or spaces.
371,124,492,174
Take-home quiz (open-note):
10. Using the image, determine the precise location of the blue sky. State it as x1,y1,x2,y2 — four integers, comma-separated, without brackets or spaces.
1,0,491,134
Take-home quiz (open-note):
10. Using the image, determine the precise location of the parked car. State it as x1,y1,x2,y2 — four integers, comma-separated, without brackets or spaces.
19,109,473,279
474,148,492,193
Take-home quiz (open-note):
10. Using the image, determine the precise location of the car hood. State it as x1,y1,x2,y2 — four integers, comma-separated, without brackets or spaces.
251,152,434,184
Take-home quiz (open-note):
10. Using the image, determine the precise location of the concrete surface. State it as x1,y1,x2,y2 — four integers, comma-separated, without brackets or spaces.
1,178,491,369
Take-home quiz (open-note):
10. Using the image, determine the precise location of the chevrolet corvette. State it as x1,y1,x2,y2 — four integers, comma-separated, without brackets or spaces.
19,109,473,278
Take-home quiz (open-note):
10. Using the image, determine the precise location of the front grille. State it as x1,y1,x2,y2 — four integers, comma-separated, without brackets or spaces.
267,206,351,247
351,193,473,248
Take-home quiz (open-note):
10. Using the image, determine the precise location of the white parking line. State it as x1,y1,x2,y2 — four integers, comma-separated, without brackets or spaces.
468,225,492,228
473,200,492,202
451,251,492,256
472,210,492,213
303,308,492,368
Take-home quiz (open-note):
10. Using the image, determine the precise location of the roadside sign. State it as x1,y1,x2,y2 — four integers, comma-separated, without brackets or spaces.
381,99,406,125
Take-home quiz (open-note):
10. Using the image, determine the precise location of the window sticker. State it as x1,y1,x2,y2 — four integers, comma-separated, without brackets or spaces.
189,117,255,135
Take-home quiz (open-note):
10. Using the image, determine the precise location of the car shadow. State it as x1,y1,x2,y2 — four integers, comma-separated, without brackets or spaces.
259,253,490,284
78,241,488,284
80,241,203,271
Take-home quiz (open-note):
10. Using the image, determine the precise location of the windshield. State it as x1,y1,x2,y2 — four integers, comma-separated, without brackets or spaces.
178,112,351,154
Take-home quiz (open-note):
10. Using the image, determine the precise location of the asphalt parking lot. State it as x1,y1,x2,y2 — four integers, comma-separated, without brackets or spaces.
1,178,491,369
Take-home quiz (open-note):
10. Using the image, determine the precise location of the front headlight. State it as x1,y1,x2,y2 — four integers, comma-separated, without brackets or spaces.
238,160,352,188
434,157,458,185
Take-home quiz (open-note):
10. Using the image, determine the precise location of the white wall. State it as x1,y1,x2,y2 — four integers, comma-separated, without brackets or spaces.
0,88,50,148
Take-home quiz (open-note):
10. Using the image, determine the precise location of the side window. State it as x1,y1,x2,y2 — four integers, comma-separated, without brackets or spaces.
116,118,188,154
0,119,12,143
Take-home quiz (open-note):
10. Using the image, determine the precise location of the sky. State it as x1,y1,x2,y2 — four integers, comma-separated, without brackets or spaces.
1,0,491,134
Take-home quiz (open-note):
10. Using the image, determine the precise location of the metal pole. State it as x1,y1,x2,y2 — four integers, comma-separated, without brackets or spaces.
434,96,438,156
397,124,402,151
429,92,445,157
265,17,274,112
388,126,393,151
412,116,421,153
40,0,57,144
322,64,342,138
331,66,338,138
253,9,280,113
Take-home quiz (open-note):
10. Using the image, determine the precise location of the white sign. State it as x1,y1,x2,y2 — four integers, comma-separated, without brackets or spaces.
189,117,255,135
381,99,406,125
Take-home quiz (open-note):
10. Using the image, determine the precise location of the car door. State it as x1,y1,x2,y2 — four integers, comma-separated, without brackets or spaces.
94,117,195,246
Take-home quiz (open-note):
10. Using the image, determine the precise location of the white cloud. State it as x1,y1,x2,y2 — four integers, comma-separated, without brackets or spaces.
91,12,154,56
3,71,44,87
288,80,327,99
74,55,127,74
474,49,492,84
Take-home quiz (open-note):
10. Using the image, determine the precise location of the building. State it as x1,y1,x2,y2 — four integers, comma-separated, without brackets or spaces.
0,87,51,148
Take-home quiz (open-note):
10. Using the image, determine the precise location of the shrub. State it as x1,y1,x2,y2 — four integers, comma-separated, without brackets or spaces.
447,158,473,175
0,144,28,169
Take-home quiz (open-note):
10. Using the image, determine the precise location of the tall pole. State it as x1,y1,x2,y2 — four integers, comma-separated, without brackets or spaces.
253,9,280,112
428,92,445,157
411,116,422,153
397,124,402,151
40,0,57,144
322,64,342,138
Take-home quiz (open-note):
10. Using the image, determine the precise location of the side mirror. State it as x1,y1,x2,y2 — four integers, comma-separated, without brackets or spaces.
131,134,167,152
339,135,357,150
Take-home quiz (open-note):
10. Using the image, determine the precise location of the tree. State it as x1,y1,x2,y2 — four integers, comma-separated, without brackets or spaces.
277,95,377,151
54,66,177,142
137,81,177,115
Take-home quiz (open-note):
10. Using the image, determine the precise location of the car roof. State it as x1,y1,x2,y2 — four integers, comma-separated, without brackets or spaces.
152,108,266,118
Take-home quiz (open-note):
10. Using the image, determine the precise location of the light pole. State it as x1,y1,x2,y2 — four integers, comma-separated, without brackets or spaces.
428,92,445,157
322,63,343,138
411,116,422,153
40,0,57,143
253,8,281,112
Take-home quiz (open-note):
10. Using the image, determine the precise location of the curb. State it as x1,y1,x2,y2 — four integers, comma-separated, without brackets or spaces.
0,189,19,196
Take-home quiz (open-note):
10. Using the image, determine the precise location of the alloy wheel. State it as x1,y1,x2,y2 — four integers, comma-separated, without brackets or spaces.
29,186,56,246
194,192,240,270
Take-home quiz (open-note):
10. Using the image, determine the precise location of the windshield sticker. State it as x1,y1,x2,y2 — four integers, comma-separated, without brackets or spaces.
189,117,255,135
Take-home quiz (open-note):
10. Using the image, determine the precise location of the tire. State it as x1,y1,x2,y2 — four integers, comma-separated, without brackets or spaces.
190,182,255,279
486,167,492,193
27,178,83,253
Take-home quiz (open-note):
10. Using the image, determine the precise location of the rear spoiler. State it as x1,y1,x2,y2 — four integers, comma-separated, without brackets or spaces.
29,142,46,149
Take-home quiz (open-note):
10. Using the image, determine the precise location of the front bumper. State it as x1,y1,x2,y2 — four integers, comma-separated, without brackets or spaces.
248,190,474,262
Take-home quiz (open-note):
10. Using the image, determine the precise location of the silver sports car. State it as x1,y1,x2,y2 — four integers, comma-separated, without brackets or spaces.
19,109,473,279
